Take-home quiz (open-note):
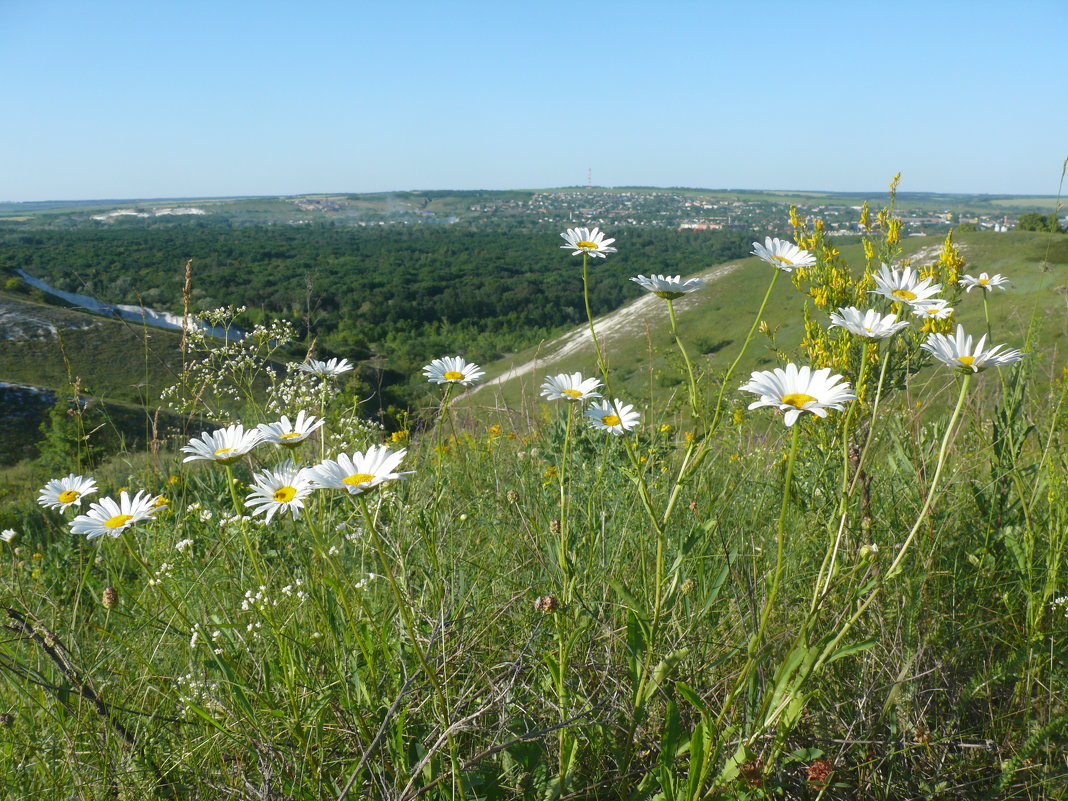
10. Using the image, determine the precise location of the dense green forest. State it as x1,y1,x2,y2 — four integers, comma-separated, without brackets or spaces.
0,225,755,412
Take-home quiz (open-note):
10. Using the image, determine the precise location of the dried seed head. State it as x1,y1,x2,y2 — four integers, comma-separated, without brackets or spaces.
0,713,13,728
102,586,118,610
533,595,559,614
506,489,519,504
806,757,834,787
680,578,695,595
549,519,560,535
738,757,764,788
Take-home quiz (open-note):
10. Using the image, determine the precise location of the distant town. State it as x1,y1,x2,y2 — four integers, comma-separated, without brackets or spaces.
1,187,1060,235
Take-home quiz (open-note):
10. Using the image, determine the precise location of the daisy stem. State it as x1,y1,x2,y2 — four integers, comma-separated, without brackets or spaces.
709,268,780,434
558,403,574,600
656,268,781,528
983,292,992,339
226,463,266,587
224,463,243,519
812,346,888,610
666,298,700,419
582,252,610,389
814,372,972,669
750,423,801,657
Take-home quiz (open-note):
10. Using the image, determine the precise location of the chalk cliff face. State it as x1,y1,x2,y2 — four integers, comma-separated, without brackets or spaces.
15,269,240,340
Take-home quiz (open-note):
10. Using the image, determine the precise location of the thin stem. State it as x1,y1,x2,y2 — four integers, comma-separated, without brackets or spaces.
582,252,611,391
750,423,802,655
558,403,574,599
667,298,700,419
816,372,972,667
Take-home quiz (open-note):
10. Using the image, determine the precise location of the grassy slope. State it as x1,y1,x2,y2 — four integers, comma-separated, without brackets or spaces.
0,290,185,400
464,231,1068,414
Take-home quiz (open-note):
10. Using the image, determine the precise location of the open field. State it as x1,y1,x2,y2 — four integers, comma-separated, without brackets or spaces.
1,215,1066,798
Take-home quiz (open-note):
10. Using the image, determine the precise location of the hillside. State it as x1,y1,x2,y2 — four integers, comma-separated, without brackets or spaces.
462,231,1068,413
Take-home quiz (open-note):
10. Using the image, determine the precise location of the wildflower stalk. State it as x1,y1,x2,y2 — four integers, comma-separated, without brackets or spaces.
666,297,700,419
813,346,889,608
581,251,611,388
225,463,265,585
816,371,972,665
750,423,801,656
558,402,574,599
658,268,781,527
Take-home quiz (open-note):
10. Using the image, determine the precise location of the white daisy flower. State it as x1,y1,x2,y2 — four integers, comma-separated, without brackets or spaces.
560,227,617,258
181,424,262,465
540,372,602,402
299,357,354,377
422,356,485,386
1,529,15,543
751,237,817,272
630,274,706,299
828,306,910,339
585,399,641,435
869,263,942,306
739,363,857,426
257,411,325,448
244,460,314,523
920,324,1024,372
38,473,98,511
911,299,954,320
959,272,1009,293
305,445,413,495
70,491,159,541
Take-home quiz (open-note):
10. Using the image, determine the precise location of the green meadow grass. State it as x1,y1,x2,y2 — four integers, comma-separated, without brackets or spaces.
0,223,1066,799
468,231,1068,415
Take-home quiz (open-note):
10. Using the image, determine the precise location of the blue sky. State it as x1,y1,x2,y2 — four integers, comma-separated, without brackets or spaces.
3,0,1065,201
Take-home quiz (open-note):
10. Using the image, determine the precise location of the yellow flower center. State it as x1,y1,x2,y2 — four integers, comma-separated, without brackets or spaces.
958,356,976,367
104,514,133,529
771,255,794,266
782,393,818,409
926,307,940,316
273,486,297,503
979,278,989,285
214,447,235,457
279,432,303,440
58,490,80,504
891,289,917,301
443,371,465,381
342,473,375,487
602,414,621,426
561,388,582,398
576,240,599,250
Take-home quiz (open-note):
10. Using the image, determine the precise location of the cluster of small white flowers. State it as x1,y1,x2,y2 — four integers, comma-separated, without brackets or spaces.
352,573,378,592
186,502,214,523
175,672,222,711
194,305,248,328
175,538,194,553
327,545,340,556
323,415,384,452
163,313,299,418
1052,595,1068,618
265,362,336,416
280,579,309,602
148,562,173,587
241,585,273,613
340,524,365,544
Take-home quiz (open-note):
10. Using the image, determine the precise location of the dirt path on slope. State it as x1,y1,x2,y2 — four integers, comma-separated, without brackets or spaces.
468,261,744,395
